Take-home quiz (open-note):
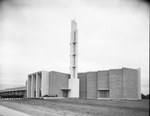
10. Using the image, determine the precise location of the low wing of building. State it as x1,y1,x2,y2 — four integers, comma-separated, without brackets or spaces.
0,86,27,98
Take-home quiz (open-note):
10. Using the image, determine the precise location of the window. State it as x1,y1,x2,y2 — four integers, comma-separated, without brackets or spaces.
74,31,76,42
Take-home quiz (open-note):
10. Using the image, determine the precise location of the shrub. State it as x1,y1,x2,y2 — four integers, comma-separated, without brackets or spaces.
141,94,149,99
42,94,50,97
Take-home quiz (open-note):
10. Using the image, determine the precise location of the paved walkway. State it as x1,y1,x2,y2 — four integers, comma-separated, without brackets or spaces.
0,105,30,116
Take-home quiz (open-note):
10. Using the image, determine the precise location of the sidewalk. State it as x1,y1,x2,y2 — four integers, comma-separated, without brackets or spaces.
0,105,30,116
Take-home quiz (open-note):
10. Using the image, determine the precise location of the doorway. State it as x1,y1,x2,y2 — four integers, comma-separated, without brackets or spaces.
63,90,68,97
99,90,109,98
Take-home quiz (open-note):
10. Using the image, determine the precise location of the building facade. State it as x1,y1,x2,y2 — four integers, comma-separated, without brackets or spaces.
27,67,141,100
27,71,69,98
26,21,141,100
0,86,27,98
79,68,141,100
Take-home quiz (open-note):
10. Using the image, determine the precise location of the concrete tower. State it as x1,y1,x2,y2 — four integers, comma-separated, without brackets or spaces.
68,20,79,98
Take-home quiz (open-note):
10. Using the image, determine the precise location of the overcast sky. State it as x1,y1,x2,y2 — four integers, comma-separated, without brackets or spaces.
0,0,149,94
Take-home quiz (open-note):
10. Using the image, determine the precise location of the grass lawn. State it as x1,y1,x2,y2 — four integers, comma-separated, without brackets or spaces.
0,98,149,116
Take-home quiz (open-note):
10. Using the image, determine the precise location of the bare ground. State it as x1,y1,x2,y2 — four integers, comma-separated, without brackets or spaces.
0,98,149,116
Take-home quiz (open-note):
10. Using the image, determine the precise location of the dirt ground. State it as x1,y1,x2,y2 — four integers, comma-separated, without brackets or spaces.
0,98,149,116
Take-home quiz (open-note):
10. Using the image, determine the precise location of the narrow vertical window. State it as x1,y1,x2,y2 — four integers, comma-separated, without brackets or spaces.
74,31,76,42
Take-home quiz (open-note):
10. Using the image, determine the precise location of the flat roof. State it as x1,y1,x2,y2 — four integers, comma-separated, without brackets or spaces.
0,86,27,93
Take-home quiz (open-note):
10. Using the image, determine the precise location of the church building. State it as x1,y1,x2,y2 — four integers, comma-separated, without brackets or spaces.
27,68,141,100
27,20,141,100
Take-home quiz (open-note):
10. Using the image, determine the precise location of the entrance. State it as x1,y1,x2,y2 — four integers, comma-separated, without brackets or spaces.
63,91,68,97
39,90,41,97
99,90,109,98
34,90,36,98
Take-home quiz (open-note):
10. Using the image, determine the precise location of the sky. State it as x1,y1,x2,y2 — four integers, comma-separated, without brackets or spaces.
0,0,149,94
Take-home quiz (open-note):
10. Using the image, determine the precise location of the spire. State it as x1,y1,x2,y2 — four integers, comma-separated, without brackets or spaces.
68,20,79,98
70,20,78,79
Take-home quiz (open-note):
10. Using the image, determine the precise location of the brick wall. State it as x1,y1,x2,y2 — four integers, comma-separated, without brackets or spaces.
49,71,69,97
87,72,98,99
123,68,138,99
109,69,123,99
98,71,109,90
78,73,87,99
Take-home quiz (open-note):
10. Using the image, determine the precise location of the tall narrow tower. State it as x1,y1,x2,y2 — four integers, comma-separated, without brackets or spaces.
68,20,79,98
